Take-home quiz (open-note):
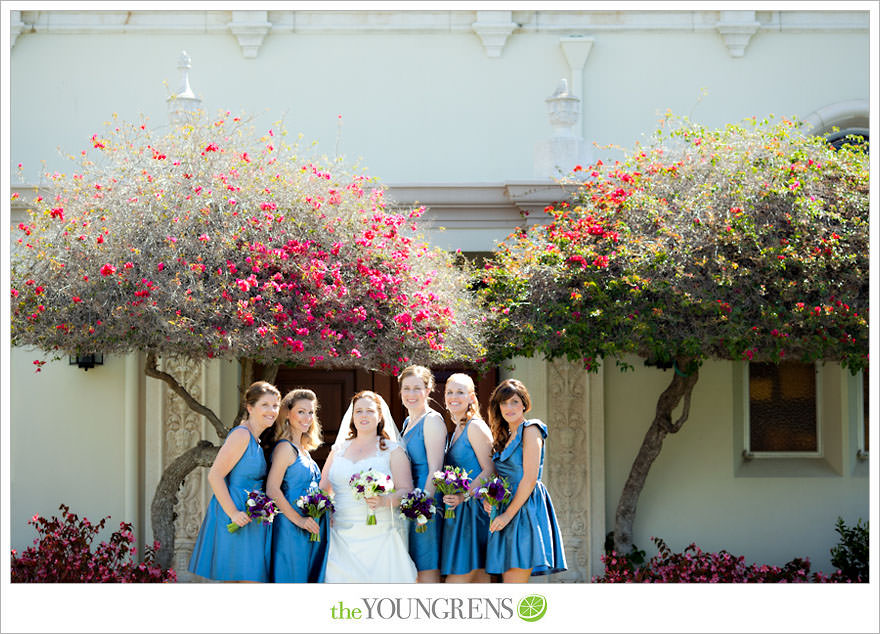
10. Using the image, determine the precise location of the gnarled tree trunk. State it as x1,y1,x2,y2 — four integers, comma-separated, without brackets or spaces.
151,441,219,569
613,356,700,555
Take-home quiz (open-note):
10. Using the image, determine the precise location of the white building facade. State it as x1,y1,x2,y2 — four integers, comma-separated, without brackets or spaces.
6,8,872,583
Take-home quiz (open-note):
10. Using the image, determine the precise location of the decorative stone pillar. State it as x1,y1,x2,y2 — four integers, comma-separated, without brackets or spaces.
167,51,202,124
534,79,588,179
161,356,209,582
559,35,594,141
716,10,761,58
542,360,590,582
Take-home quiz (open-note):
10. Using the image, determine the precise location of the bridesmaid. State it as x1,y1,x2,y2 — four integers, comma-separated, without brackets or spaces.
440,373,494,583
483,379,567,582
189,381,280,582
398,365,446,583
267,389,328,583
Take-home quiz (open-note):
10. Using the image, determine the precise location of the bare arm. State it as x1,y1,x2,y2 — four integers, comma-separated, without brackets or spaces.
266,443,319,535
318,449,336,496
489,424,541,533
466,419,496,496
444,419,495,509
421,412,448,496
207,427,251,527
366,446,413,510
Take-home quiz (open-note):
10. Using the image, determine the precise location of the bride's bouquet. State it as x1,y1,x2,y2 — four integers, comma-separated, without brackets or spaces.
476,475,512,522
349,469,394,525
399,488,437,533
295,487,335,542
432,466,471,519
227,489,279,533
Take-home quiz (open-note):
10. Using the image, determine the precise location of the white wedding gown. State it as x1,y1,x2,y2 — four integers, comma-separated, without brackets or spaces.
324,438,418,583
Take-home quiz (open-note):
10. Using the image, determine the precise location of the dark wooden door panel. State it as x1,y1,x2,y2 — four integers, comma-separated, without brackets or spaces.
256,364,498,469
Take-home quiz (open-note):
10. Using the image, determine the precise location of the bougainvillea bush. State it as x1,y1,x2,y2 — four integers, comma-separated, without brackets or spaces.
593,537,842,583
11,504,176,582
479,114,869,554
11,111,486,371
481,114,868,371
10,110,487,566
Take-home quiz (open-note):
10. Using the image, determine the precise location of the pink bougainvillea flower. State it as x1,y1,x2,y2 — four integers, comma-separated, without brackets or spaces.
100,264,116,276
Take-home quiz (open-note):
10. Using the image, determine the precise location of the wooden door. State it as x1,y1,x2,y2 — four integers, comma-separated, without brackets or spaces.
263,364,498,469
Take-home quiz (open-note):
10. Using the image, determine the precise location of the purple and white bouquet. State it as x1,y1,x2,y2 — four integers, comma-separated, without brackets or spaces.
349,468,394,525
295,487,335,542
399,488,437,533
227,489,279,533
476,476,512,522
432,466,472,519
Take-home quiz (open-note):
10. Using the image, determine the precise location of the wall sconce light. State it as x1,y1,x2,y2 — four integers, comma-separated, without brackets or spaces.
70,353,104,371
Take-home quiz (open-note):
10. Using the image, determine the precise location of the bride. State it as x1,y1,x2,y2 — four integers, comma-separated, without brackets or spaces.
319,390,418,583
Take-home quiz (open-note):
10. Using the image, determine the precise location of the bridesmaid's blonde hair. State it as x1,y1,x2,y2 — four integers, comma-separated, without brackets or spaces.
445,373,483,424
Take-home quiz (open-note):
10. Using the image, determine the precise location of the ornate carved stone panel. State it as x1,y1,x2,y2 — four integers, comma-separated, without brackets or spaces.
160,355,206,581
544,359,589,582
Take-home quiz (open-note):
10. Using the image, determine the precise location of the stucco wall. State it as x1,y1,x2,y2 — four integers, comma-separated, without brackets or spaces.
9,348,135,552
603,357,869,574
9,12,869,185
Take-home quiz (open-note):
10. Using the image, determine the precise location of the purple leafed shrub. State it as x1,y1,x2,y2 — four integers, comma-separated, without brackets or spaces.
10,504,176,583
593,537,847,583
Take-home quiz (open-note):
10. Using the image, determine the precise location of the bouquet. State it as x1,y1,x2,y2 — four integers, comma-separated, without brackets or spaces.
349,469,394,525
399,488,437,534
432,466,471,519
476,476,512,522
295,487,335,542
227,489,278,533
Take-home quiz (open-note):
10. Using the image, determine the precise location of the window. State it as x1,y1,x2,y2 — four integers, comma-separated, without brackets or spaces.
857,368,869,460
863,370,869,451
744,361,821,458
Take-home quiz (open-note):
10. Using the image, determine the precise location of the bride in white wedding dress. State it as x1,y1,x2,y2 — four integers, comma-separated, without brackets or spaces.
319,390,418,583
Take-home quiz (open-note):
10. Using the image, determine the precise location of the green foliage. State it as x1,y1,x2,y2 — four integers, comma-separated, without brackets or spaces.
830,516,869,582
480,114,869,372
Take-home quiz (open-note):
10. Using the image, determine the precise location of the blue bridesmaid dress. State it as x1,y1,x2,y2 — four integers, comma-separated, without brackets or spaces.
401,411,444,572
269,440,329,583
188,426,272,582
485,419,567,576
440,418,490,576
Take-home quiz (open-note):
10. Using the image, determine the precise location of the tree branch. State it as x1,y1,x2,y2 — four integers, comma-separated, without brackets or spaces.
613,357,701,554
144,351,227,439
261,362,280,385
669,379,696,433
150,440,218,570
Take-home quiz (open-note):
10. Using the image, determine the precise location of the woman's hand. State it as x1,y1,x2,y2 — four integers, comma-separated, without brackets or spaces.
443,493,465,509
489,510,512,533
229,510,251,527
482,500,492,514
295,515,320,535
364,495,382,510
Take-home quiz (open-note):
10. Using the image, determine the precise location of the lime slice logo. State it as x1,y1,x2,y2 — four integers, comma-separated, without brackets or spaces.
517,594,547,622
